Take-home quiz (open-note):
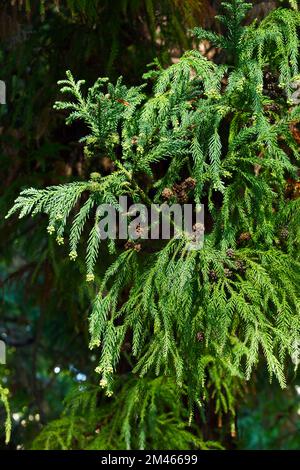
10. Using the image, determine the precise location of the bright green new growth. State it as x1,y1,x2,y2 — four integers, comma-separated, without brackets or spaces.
6,1,300,447
31,377,223,450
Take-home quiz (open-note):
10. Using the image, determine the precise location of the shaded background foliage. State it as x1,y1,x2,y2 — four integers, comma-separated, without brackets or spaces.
0,0,300,449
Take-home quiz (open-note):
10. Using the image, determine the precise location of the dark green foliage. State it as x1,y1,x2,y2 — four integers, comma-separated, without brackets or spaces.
238,370,300,449
31,378,222,450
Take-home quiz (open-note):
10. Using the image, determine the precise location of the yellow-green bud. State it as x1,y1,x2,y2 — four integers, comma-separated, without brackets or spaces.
99,378,108,388
90,172,101,182
89,339,100,349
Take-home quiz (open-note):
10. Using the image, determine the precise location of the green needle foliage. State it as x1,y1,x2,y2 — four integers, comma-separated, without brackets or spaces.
31,377,223,450
6,0,300,448
0,386,11,445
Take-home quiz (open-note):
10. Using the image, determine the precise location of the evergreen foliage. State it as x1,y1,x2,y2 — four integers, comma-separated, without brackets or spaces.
5,0,300,448
31,378,222,450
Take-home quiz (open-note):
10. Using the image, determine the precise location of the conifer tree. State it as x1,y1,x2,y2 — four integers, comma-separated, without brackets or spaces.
6,0,300,448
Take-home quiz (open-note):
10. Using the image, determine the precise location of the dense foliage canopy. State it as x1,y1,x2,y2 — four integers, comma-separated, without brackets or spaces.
1,0,300,450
